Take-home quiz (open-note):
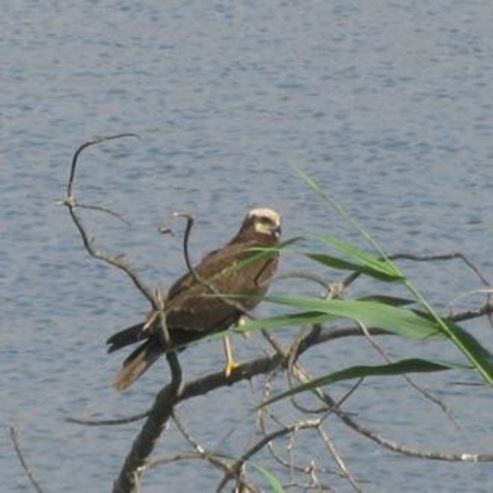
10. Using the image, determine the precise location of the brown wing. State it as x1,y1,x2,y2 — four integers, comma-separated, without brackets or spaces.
165,239,278,334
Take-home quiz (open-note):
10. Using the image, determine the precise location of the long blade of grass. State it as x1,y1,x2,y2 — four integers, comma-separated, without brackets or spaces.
358,295,415,306
250,463,285,493
405,280,493,384
263,295,443,340
260,358,467,407
306,252,400,282
234,311,338,333
313,234,404,281
294,166,391,260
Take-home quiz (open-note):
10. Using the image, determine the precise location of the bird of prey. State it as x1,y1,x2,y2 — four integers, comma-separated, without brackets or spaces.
107,207,281,390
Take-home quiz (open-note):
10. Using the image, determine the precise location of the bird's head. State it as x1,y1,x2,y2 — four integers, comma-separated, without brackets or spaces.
244,207,282,240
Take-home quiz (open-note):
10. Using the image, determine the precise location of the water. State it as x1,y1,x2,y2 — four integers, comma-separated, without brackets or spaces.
2,1,493,491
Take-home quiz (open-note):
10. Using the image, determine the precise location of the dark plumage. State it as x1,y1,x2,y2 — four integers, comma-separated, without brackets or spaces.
107,207,281,390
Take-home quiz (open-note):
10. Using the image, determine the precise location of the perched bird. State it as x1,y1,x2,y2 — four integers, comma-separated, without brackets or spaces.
107,207,281,390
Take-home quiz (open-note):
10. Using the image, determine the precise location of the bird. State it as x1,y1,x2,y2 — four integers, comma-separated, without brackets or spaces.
106,207,281,390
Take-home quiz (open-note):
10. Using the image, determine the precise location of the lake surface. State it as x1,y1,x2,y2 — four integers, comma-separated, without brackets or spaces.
2,1,493,492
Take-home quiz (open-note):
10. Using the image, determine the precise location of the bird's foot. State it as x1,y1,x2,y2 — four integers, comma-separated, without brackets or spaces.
224,358,241,378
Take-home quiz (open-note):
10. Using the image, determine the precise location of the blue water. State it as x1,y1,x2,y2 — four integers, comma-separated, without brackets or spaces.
2,1,492,491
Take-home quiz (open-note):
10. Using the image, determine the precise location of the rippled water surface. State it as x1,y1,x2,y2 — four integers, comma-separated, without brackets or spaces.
2,2,493,492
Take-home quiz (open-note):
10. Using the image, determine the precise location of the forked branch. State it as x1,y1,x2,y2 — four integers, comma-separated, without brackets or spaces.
61,134,156,308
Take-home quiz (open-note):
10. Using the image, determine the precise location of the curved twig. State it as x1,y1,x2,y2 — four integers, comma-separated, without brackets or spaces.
356,320,459,428
66,412,148,426
75,203,132,226
62,134,156,308
10,426,43,493
216,419,323,492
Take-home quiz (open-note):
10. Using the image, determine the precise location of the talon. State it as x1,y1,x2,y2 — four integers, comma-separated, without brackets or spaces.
224,358,241,377
223,335,240,377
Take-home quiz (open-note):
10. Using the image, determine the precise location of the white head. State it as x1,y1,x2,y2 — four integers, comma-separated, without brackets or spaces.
247,207,281,238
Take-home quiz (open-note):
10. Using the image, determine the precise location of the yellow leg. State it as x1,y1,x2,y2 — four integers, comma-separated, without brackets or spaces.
223,335,240,377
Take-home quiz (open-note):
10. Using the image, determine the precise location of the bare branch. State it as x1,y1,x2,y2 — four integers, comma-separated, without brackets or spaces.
342,251,492,292
172,413,231,474
146,451,209,468
216,419,323,492
317,426,361,492
66,412,148,426
273,271,332,292
10,426,43,493
290,365,493,463
112,354,182,493
62,134,156,308
66,134,138,194
75,203,132,226
356,320,459,429
387,252,491,288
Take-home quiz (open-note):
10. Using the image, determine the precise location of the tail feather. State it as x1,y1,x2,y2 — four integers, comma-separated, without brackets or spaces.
113,339,163,391
107,323,146,353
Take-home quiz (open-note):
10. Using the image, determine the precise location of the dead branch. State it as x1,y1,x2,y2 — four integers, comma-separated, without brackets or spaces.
356,320,459,428
62,134,156,308
10,426,43,493
66,412,148,426
289,363,493,463
172,413,230,473
216,419,323,492
112,350,182,493
317,426,361,492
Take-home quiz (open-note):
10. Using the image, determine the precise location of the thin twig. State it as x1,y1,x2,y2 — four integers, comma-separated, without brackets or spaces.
317,426,361,492
216,419,323,492
9,426,43,493
66,412,148,426
66,133,139,196
342,251,491,290
356,320,459,429
75,203,132,226
172,413,231,474
388,252,490,287
290,363,493,462
62,134,156,308
273,271,332,292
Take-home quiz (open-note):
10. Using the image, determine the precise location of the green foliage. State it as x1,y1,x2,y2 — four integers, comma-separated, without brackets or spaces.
250,463,285,492
310,234,404,281
234,311,338,333
261,295,443,340
260,359,469,408
291,167,493,385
